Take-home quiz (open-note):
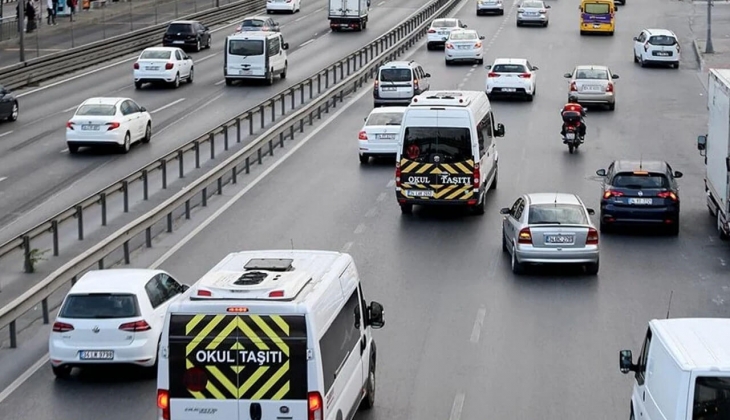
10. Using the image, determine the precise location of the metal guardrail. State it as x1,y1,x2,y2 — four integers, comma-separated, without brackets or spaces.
0,0,462,347
0,0,265,90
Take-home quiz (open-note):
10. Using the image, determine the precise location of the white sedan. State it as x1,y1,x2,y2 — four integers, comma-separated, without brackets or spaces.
133,47,194,89
66,97,152,154
266,0,301,13
358,106,406,164
49,269,188,378
485,57,538,101
445,29,485,65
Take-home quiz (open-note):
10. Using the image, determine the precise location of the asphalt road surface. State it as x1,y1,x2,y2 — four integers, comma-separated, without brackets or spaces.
1,0,729,419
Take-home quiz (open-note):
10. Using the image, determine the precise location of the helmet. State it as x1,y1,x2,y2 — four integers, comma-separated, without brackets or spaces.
568,94,579,103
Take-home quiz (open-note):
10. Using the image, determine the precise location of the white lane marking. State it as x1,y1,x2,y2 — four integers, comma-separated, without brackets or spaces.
149,77,376,270
469,307,487,343
63,104,79,112
721,258,727,267
449,393,466,420
341,241,354,252
0,131,12,138
457,82,465,88
15,19,247,98
354,223,366,234
0,177,7,183
151,98,186,114
299,39,315,47
195,52,219,63
376,192,387,202
281,7,324,27
295,15,306,21
215,80,226,86
60,148,68,153
0,354,48,404
377,0,385,4
386,180,395,188
364,207,377,218
156,93,224,136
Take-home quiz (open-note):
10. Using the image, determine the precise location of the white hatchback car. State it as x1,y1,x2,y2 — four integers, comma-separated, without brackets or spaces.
49,269,188,378
266,0,301,13
426,18,467,50
485,58,538,101
633,28,680,69
445,29,485,65
133,47,194,89
358,106,405,164
66,97,152,154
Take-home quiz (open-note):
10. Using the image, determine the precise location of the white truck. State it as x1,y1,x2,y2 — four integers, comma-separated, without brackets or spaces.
328,0,369,31
697,68,730,240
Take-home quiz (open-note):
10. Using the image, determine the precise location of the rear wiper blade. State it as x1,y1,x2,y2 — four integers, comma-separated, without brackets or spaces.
531,221,562,225
623,184,644,189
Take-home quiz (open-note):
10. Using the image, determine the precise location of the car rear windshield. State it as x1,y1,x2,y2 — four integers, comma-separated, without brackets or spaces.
492,64,527,73
166,23,193,33
521,2,543,8
432,19,457,27
612,172,670,189
76,104,116,116
380,68,412,82
648,35,677,46
584,3,610,14
450,32,477,40
528,204,588,225
229,39,264,56
693,376,730,419
402,127,471,163
366,112,403,126
574,68,609,79
140,50,171,60
59,293,141,319
242,19,264,27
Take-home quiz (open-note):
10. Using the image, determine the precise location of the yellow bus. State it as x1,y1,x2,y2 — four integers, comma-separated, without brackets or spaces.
579,0,616,35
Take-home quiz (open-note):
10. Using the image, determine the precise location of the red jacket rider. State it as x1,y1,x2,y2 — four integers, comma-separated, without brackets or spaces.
560,99,586,138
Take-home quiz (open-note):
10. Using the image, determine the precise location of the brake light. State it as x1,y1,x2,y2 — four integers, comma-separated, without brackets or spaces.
133,62,139,69
586,227,599,245
197,289,212,297
269,290,285,297
603,189,623,199
428,29,436,33
374,80,379,90
308,391,323,420
414,79,419,89
358,131,368,140
644,43,649,52
570,81,577,91
119,320,152,332
473,163,480,189
52,322,74,332
517,228,532,244
395,162,401,188
474,42,482,48
66,121,75,130
165,62,174,70
157,389,170,420
106,122,121,131
518,73,531,78
539,8,547,12
657,191,678,201
676,44,680,52
488,72,499,78
606,82,613,93
446,43,454,49
235,26,242,32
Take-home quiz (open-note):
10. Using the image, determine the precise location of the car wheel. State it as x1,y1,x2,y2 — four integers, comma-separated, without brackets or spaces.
134,81,143,89
206,36,211,49
267,70,274,85
400,204,413,215
672,61,679,69
639,55,646,67
599,221,612,234
585,260,599,275
359,154,369,164
359,353,376,410
195,39,201,52
121,132,131,154
267,9,272,13
172,73,180,88
281,64,287,79
225,78,233,86
502,229,508,252
608,102,616,111
142,123,152,144
526,93,534,102
516,21,521,27
489,166,497,190
188,67,194,83
633,52,639,63
667,220,679,236
67,143,79,154
7,101,18,121
511,245,524,274
543,21,548,27
473,192,486,215
477,58,484,64
52,364,72,379
445,59,451,66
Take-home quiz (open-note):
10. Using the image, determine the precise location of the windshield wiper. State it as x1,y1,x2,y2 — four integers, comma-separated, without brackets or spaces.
531,221,562,225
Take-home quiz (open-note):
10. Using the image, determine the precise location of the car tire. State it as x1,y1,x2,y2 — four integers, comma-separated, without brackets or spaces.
206,36,211,49
580,30,586,35
142,123,152,144
490,167,497,190
543,21,548,27
585,260,599,275
188,67,194,83
281,64,287,79
476,10,482,16
7,101,18,121
267,70,275,86
667,221,679,236
134,81,143,89
445,59,451,66
499,9,504,15
502,229,508,252
639,55,646,67
516,21,521,27
633,52,639,63
359,154,369,164
195,39,201,52
172,73,180,88
608,102,615,111
267,9,272,13
526,93,534,102
473,192,486,215
359,352,376,410
477,58,484,64
511,245,524,274
400,204,413,215
120,132,131,154
67,143,79,154
52,364,72,379
672,61,679,69
608,31,614,36
225,78,233,86
599,221,612,234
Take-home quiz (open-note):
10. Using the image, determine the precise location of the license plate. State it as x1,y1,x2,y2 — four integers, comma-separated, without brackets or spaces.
81,125,100,131
145,66,159,71
565,132,576,140
656,52,670,56
582,85,602,92
79,350,114,360
239,70,252,75
628,198,653,205
545,235,574,244
406,190,434,197
458,45,470,49
502,88,516,92
381,87,397,91
377,134,396,139
439,31,448,35
526,12,537,15
172,40,184,44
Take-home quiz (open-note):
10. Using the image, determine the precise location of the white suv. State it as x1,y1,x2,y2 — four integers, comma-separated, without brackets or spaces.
485,58,538,101
633,29,680,69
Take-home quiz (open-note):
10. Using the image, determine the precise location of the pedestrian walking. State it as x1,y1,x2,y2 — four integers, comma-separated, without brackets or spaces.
25,1,37,32
47,0,57,25
66,0,76,21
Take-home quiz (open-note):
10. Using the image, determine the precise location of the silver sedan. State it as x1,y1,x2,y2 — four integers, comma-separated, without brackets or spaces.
563,65,619,111
516,0,550,27
500,193,600,275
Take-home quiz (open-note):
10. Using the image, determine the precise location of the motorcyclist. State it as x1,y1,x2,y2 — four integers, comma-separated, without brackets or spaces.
560,95,587,140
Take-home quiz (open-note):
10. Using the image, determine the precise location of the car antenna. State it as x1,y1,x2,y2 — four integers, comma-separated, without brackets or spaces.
639,154,643,170
554,192,558,206
665,290,673,319
290,239,294,251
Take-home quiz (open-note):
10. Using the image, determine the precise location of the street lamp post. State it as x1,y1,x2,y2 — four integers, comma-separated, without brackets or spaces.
706,0,714,53
18,0,26,62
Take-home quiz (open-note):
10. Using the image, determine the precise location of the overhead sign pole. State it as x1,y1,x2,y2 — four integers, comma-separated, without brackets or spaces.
18,0,26,62
706,0,714,53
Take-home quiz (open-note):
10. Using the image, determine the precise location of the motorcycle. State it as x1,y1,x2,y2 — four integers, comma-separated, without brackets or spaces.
561,109,586,154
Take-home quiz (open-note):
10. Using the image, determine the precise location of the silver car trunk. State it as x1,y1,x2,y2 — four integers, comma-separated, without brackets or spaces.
528,225,589,248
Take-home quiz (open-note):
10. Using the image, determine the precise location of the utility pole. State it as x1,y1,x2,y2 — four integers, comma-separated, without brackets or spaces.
706,0,714,53
18,0,26,62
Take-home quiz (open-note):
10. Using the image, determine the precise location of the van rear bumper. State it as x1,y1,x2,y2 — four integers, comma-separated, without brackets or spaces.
374,97,412,106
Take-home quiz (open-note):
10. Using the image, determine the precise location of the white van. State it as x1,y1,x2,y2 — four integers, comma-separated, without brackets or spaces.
619,318,730,420
224,31,289,86
156,250,385,420
395,91,506,215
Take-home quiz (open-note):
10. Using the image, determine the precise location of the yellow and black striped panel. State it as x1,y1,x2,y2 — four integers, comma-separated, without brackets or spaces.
399,158,475,201
169,314,308,401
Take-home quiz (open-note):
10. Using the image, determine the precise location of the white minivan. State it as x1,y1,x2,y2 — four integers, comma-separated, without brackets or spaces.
619,318,730,420
224,31,289,86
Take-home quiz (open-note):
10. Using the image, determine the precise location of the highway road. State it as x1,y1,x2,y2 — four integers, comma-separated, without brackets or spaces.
0,0,426,243
2,0,730,418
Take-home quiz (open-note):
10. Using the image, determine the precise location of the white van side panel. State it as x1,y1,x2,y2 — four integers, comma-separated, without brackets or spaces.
645,336,688,420
225,37,267,79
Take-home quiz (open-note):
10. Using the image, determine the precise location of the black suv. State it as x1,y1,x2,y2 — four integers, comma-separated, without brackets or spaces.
0,84,18,122
596,160,683,235
163,20,212,52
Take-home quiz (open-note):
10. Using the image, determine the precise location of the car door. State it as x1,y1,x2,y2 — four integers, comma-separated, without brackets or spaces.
124,100,143,140
174,49,188,77
418,66,430,91
477,112,495,189
526,60,536,89
634,31,646,58
119,101,135,138
0,85,11,117
144,276,168,333
198,22,210,43
503,197,524,247
632,327,652,420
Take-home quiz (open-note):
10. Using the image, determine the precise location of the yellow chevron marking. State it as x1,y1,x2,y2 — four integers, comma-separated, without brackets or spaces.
465,159,474,166
271,382,291,400
207,365,237,397
185,314,205,335
206,317,239,350
238,366,270,396
187,315,225,355
414,163,433,174
252,361,290,400
434,185,456,198
442,164,458,174
231,366,244,374
430,167,443,174
403,161,420,172
251,315,290,357
238,317,270,350
230,341,245,374
454,162,471,173
463,190,474,199
270,315,289,335
185,359,205,399
446,187,468,200
205,378,227,400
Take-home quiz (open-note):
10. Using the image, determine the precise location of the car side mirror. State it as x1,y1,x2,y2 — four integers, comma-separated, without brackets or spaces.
619,349,635,374
546,4,551,7
424,73,431,77
596,169,607,177
139,106,147,112
495,123,505,137
674,171,683,178
205,26,210,31
697,134,707,151
484,65,492,70
612,74,620,79
563,73,572,78
180,284,190,292
462,24,468,28
500,207,511,215
0,88,6,95
367,301,385,329
282,43,289,50
633,36,639,41
479,35,485,40
532,66,539,70
587,208,595,215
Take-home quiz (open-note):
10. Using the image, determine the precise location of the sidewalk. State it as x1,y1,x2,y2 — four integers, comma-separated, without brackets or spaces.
0,0,234,66
690,0,730,90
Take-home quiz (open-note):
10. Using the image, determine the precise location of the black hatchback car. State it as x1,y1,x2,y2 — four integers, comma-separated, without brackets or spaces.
0,84,18,122
596,160,683,235
162,20,211,52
